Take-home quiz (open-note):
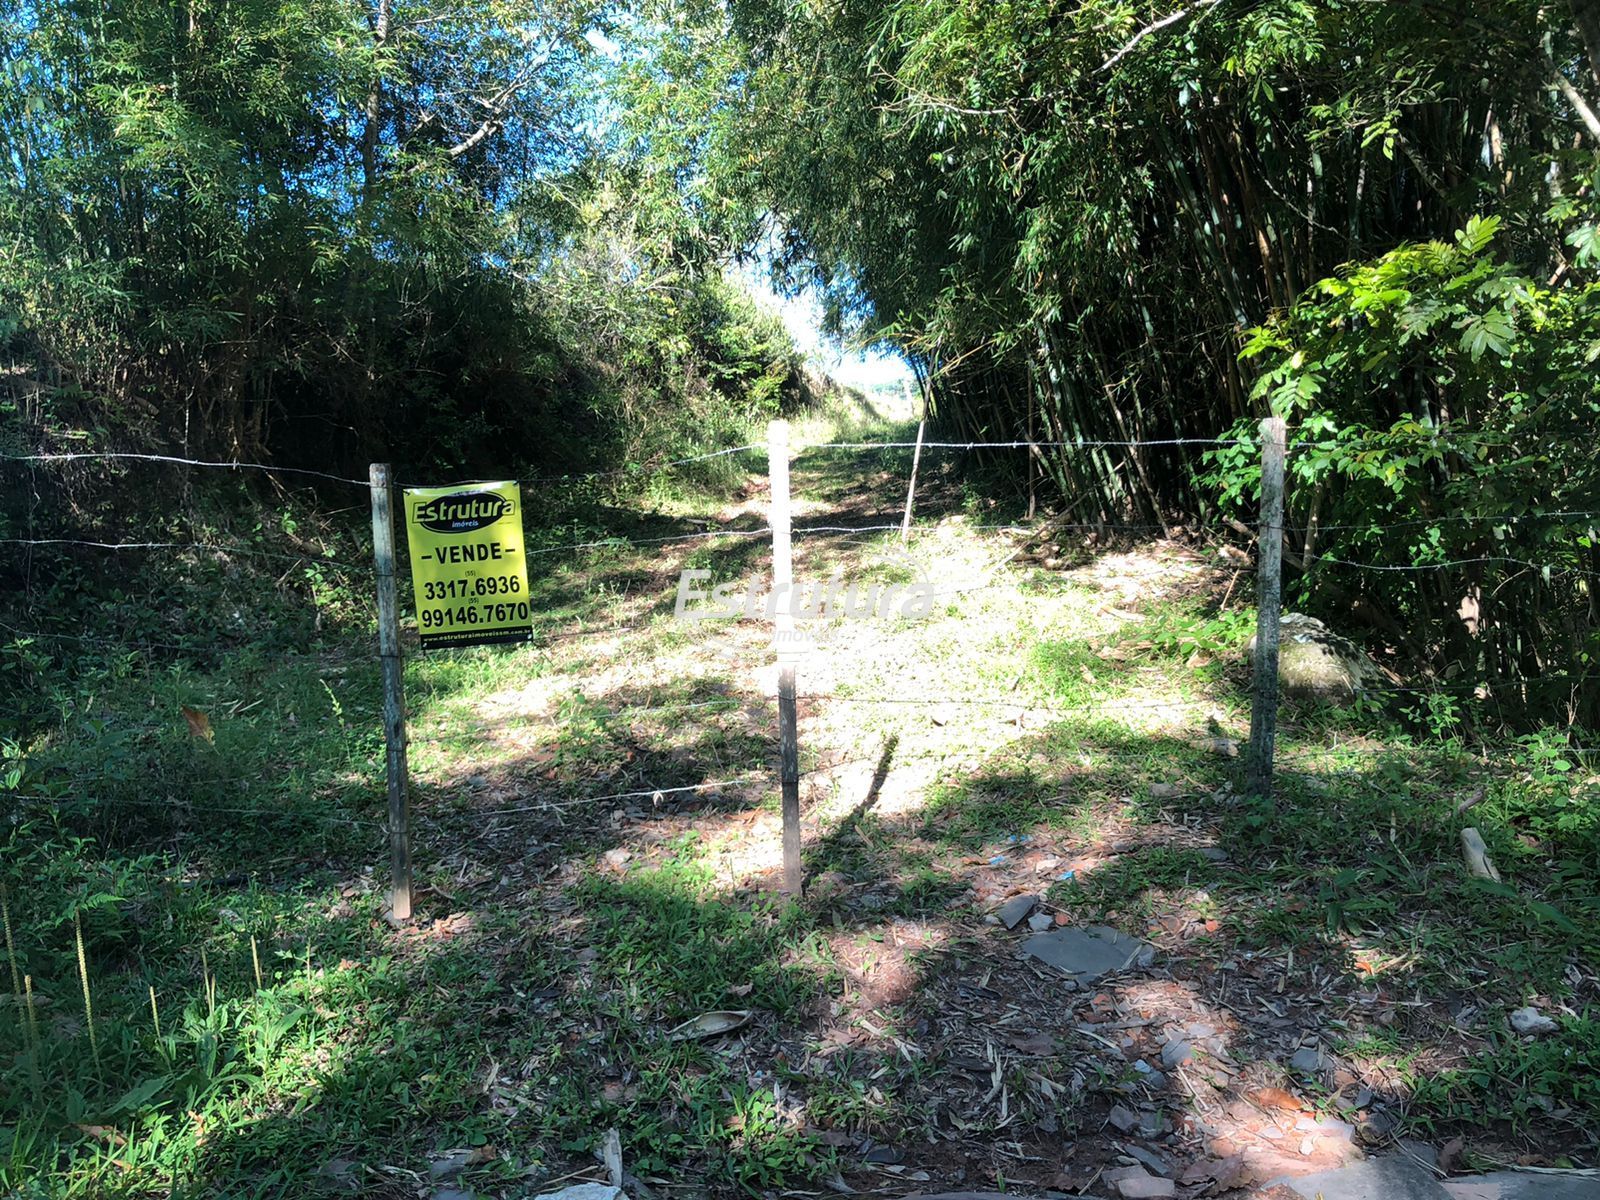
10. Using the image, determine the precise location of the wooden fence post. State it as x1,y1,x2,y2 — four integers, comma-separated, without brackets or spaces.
769,421,802,894
370,463,413,922
900,415,927,544
1246,418,1287,800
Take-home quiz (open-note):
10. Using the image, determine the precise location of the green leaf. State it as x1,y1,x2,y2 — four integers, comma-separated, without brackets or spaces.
108,1075,170,1115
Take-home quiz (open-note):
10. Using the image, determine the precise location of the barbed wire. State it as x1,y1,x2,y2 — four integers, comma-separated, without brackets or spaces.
526,526,771,557
1300,509,1600,535
2,790,376,827
0,449,371,487
2,772,772,827
802,437,1247,453
411,444,766,491
1310,552,1600,579
429,775,769,818
805,693,1226,717
0,619,217,655
0,536,357,567
0,443,767,492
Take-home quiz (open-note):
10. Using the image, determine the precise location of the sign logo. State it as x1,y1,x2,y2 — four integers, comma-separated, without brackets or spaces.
403,480,531,651
413,491,514,534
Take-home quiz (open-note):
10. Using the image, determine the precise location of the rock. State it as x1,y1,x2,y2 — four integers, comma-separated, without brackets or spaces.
1509,1006,1557,1036
1160,1039,1193,1069
1182,1157,1249,1192
1443,1170,1600,1200
997,894,1038,930
1125,1145,1171,1177
1357,1110,1398,1144
1249,612,1384,703
1148,782,1184,799
1130,1059,1167,1089
1277,1156,1451,1199
1027,912,1054,932
318,1159,360,1192
530,1186,629,1200
1107,1104,1140,1133
430,1152,472,1180
1200,846,1229,862
1113,1173,1175,1199
1021,925,1154,984
1314,1117,1358,1145
1290,1046,1324,1073
1398,1139,1439,1169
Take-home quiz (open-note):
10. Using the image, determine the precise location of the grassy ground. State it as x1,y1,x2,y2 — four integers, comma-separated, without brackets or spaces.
3,405,1599,1197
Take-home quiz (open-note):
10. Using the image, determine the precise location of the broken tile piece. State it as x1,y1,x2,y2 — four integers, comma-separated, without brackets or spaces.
1290,1046,1324,1073
1021,924,1154,983
1107,1104,1139,1133
1114,1173,1175,1199
997,894,1039,930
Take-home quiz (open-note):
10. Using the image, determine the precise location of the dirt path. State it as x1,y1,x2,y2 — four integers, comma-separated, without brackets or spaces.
391,429,1593,1197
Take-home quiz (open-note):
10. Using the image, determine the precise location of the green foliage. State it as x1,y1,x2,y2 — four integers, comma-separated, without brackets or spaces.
1411,1016,1600,1133
0,0,813,495
1214,213,1600,723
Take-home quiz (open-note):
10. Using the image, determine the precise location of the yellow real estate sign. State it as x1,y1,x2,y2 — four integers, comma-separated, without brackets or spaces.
402,480,531,650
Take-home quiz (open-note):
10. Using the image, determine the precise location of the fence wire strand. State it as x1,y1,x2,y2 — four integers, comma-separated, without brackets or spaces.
1,536,356,567
0,450,370,487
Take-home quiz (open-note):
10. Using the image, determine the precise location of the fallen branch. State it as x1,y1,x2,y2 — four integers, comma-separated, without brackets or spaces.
1454,784,1487,817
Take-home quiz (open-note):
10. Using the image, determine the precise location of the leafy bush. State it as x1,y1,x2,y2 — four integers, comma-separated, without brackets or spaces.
1209,214,1600,726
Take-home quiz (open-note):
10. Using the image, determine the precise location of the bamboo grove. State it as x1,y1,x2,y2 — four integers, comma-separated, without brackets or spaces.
671,0,1600,725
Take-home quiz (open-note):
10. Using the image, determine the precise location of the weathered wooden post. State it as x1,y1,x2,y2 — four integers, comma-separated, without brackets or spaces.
768,421,802,894
369,463,413,921
900,415,927,544
1245,418,1287,800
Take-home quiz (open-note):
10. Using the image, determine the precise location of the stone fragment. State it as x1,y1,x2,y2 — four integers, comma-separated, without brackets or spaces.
1290,1046,1324,1072
1124,1145,1171,1177
1021,925,1154,983
1443,1171,1600,1200
997,894,1038,930
1114,1174,1175,1199
1509,1006,1557,1036
429,1152,472,1181
1277,1156,1451,1199
1160,1039,1193,1068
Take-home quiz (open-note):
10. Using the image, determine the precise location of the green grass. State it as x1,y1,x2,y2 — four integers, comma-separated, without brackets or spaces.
6,409,1600,1192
